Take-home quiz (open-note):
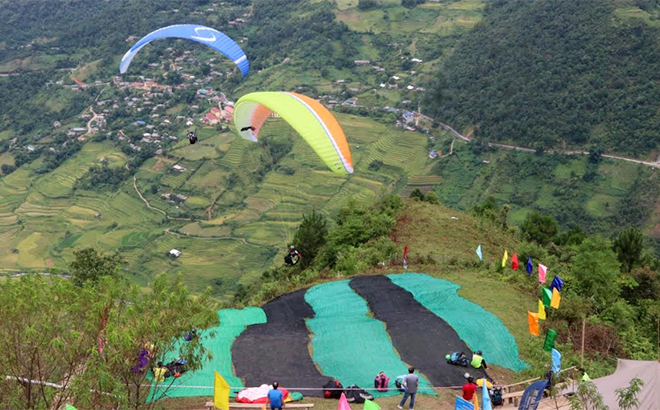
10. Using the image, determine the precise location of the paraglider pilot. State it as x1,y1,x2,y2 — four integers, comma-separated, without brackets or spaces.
284,245,301,266
187,129,198,145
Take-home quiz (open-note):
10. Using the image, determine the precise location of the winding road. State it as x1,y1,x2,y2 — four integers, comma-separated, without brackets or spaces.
431,116,660,168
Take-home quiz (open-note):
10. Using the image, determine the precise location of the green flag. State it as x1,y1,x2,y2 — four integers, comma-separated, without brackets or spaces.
65,406,78,410
542,288,552,308
364,399,381,410
543,329,558,352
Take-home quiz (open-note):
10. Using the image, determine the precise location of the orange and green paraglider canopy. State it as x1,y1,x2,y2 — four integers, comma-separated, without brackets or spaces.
233,92,353,174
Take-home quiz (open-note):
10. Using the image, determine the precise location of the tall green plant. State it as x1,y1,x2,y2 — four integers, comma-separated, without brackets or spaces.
615,377,644,410
613,228,644,273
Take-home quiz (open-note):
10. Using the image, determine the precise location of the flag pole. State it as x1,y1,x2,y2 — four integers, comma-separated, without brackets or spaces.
581,316,586,368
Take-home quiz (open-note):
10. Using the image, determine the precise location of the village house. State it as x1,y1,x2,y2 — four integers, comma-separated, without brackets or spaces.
172,164,186,172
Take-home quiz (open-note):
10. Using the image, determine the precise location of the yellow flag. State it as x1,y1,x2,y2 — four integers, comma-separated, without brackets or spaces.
501,250,508,268
551,288,561,309
474,392,480,410
538,300,546,320
214,371,230,410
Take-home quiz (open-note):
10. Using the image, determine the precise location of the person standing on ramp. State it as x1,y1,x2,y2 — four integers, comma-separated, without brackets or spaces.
397,367,418,410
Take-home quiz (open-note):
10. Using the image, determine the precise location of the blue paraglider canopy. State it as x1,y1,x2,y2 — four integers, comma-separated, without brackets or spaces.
120,24,249,76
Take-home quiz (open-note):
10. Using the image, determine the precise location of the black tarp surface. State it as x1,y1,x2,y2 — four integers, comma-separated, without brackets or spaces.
349,275,488,386
232,288,332,396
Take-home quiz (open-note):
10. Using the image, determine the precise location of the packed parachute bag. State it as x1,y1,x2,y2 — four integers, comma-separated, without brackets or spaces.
446,351,470,367
323,379,344,399
492,387,504,407
344,385,374,404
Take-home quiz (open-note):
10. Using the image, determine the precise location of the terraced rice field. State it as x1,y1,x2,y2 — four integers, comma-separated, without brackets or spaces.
0,113,437,294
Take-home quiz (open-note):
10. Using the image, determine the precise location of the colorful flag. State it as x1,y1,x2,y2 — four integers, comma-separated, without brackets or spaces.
214,371,230,410
551,348,561,373
338,393,353,410
519,380,548,410
551,288,561,309
364,399,381,410
454,396,475,410
403,246,408,270
538,300,546,320
481,377,492,410
512,252,519,270
526,257,533,274
542,288,552,308
502,250,508,268
538,264,547,283
476,245,483,262
543,329,558,352
527,311,539,336
550,275,564,292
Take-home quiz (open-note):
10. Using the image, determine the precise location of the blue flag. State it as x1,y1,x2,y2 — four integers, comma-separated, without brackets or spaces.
482,377,493,410
550,275,564,292
454,396,474,410
526,257,533,274
476,245,483,262
551,348,561,373
518,380,548,410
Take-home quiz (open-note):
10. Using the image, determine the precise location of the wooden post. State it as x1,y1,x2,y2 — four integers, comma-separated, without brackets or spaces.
581,317,586,368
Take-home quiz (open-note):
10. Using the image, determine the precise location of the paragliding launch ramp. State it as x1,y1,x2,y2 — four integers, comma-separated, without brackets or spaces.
161,273,526,399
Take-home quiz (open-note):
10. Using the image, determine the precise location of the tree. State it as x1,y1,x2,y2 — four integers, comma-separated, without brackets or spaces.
358,0,377,10
292,210,328,270
568,381,608,410
520,211,559,246
571,236,622,312
622,267,660,304
409,188,425,201
615,377,644,410
69,247,126,286
1,163,16,174
613,227,644,273
0,274,218,410
424,191,440,204
0,275,98,409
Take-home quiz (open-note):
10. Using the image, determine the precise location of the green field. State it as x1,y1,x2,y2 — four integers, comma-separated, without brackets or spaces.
0,113,433,295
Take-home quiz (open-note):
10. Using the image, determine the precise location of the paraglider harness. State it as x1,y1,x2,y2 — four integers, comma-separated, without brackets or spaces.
323,379,343,399
447,351,470,367
344,385,373,404
187,129,198,145
164,358,188,378
284,246,301,266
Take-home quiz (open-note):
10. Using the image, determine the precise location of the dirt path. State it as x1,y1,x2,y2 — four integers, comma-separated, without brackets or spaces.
132,175,192,221
163,228,264,247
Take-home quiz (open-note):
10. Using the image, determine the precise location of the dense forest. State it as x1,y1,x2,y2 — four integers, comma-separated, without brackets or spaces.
427,0,660,155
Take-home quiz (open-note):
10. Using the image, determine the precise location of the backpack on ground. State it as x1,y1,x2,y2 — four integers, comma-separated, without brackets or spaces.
323,380,343,399
344,385,373,404
492,387,503,406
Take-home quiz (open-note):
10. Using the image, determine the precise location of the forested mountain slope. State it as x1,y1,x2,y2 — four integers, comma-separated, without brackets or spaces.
428,0,660,155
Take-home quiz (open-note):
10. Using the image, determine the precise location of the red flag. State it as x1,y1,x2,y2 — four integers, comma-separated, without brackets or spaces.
403,246,408,270
511,252,519,270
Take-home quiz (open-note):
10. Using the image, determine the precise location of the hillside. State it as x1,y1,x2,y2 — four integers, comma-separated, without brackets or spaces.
428,0,660,155
0,0,480,294
2,0,660,295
